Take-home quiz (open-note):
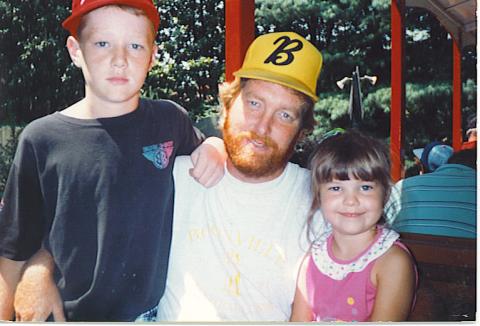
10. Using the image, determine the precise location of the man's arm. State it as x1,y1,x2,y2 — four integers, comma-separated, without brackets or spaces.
290,255,313,321
0,257,25,320
13,248,65,321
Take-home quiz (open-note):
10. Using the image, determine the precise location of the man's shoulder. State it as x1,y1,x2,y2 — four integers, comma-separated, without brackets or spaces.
436,163,476,175
402,164,475,187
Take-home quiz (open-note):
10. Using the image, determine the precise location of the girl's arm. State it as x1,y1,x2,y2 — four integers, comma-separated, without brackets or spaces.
369,245,416,321
290,256,313,322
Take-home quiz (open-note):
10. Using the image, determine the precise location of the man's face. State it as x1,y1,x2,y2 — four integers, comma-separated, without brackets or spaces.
223,79,305,183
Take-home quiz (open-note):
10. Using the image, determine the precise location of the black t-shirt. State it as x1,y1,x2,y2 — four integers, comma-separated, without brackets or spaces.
0,99,203,321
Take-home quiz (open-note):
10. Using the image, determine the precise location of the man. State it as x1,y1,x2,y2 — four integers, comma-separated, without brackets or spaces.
461,114,476,150
385,146,476,239
158,31,324,321
11,31,325,321
412,141,453,174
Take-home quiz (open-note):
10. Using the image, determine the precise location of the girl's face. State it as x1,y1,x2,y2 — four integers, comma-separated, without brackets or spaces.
319,177,385,237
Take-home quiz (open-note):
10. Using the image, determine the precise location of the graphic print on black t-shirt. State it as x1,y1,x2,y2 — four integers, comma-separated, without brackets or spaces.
142,141,174,169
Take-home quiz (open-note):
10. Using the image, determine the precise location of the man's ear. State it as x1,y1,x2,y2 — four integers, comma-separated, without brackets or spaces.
148,43,158,71
66,36,82,68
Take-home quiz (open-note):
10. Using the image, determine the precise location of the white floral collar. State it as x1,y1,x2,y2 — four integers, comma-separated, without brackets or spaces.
311,227,399,280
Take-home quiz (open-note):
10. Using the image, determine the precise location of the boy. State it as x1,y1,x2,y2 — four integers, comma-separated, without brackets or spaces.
0,0,224,321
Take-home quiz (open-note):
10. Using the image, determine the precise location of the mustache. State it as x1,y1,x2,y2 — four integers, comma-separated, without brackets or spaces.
236,131,277,149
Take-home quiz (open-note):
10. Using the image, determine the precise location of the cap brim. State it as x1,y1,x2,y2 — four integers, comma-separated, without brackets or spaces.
413,148,423,160
234,68,318,102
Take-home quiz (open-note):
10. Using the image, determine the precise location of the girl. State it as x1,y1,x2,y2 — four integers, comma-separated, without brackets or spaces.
291,129,416,322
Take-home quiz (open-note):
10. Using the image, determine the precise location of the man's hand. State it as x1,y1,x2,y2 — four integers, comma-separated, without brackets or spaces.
13,249,65,321
190,136,227,188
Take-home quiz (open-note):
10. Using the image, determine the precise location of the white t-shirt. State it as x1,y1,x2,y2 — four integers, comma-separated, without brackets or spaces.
157,156,322,321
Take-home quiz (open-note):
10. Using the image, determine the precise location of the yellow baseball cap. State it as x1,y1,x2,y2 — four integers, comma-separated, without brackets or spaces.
234,32,323,101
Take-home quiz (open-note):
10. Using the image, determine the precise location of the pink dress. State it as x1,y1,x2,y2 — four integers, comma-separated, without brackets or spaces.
306,227,412,322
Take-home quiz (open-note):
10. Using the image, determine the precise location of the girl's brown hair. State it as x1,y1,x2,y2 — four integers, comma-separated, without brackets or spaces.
306,129,392,241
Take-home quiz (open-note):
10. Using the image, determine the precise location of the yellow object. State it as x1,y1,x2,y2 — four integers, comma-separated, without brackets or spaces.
347,296,355,305
234,32,323,101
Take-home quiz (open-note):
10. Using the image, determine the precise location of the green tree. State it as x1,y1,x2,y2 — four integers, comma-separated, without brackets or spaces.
145,0,225,120
256,0,391,93
0,0,476,167
0,0,82,124
255,0,476,164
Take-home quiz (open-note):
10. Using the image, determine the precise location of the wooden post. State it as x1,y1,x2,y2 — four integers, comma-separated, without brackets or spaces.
452,35,463,151
225,0,255,82
390,0,406,182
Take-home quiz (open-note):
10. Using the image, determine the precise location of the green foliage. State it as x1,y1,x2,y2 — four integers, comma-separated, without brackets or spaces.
0,125,23,194
303,80,477,165
147,0,225,120
1,1,82,124
256,0,391,93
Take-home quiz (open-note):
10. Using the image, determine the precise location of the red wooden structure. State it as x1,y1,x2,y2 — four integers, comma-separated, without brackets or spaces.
390,0,406,181
390,0,475,180
224,0,475,182
225,0,255,82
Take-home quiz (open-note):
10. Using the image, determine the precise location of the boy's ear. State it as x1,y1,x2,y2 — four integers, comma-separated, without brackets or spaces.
148,43,158,71
66,36,82,68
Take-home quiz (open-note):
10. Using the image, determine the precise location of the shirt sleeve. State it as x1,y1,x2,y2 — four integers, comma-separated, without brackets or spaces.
384,179,404,226
0,133,45,261
170,101,205,155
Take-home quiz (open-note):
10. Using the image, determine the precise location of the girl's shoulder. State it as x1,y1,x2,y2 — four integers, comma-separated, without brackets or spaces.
375,241,414,270
372,237,416,287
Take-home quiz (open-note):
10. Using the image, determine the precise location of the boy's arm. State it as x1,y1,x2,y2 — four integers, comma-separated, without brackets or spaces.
189,136,227,188
0,257,25,320
13,249,65,321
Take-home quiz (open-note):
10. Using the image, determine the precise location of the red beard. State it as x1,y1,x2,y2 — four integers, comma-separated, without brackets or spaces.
223,117,293,179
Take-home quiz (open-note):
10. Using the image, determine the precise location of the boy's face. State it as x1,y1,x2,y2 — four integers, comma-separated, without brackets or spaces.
67,6,157,110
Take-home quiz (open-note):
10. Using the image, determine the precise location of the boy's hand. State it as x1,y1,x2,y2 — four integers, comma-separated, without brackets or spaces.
190,136,227,188
13,249,65,321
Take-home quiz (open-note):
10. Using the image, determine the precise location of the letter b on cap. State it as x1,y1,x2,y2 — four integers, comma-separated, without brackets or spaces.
264,36,304,66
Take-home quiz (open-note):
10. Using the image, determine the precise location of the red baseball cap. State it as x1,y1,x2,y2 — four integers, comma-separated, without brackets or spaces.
62,0,160,37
